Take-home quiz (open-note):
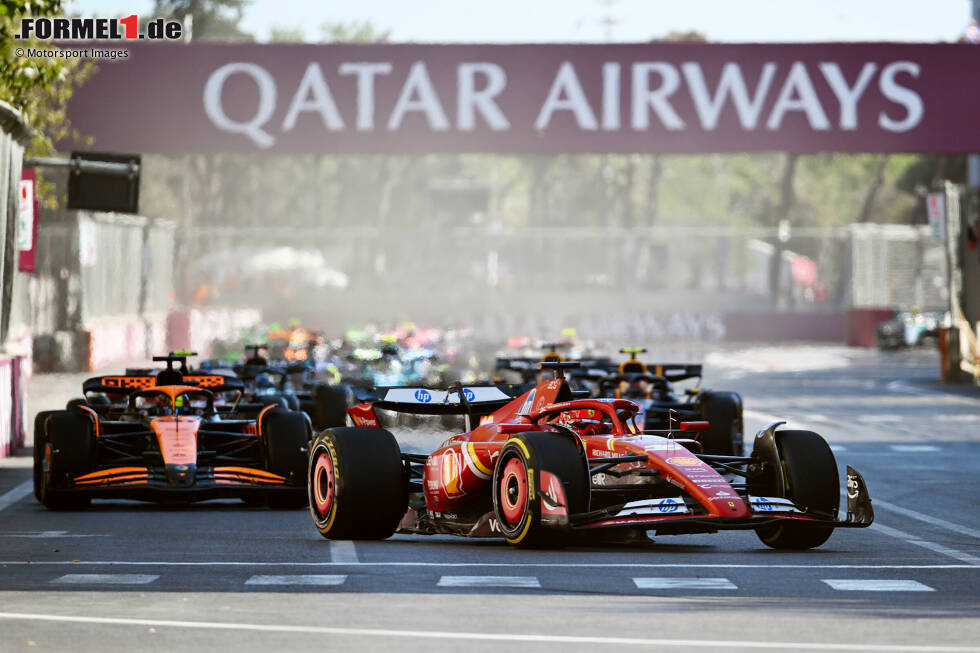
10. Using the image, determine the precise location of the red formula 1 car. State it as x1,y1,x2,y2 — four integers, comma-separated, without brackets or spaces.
308,362,874,548
34,354,312,509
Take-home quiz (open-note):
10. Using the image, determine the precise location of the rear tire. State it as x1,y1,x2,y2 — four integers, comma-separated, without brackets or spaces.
699,391,743,455
39,411,94,510
308,427,407,539
261,408,311,508
755,429,839,550
311,385,349,431
492,431,590,548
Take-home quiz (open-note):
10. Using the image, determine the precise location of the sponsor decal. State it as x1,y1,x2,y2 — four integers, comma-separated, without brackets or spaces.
519,389,536,415
657,497,681,513
666,457,701,467
748,496,801,513
479,415,494,425
463,388,475,402
441,450,463,495
414,389,432,403
616,497,689,516
545,474,562,506
847,474,860,500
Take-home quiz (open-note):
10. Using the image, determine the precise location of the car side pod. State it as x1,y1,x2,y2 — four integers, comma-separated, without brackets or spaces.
845,465,874,526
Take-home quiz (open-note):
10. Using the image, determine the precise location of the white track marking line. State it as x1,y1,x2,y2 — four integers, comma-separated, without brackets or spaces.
437,575,540,588
889,445,940,452
50,574,158,585
328,540,358,563
0,531,108,538
0,612,977,652
634,577,736,590
0,481,32,512
2,561,980,569
245,575,346,586
858,416,902,424
823,579,935,592
871,523,980,566
873,498,980,540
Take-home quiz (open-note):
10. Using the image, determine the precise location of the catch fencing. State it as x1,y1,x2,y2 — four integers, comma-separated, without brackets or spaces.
183,223,943,339
29,210,176,370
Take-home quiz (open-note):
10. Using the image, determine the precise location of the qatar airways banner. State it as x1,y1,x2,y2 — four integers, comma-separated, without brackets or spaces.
65,42,980,154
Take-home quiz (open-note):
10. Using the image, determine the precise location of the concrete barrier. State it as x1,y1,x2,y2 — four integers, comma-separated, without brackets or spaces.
0,354,27,457
847,308,894,348
722,311,848,343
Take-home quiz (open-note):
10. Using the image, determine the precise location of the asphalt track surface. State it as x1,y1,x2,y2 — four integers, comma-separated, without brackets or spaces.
2,345,979,652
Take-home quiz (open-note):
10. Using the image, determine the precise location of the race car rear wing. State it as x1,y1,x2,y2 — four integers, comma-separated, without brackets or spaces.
350,383,525,431
83,374,246,395
650,363,703,383
592,362,703,383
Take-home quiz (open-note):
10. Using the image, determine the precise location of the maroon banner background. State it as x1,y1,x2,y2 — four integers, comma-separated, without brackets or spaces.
64,42,980,154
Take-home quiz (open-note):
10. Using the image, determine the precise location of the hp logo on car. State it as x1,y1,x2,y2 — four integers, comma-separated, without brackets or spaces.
659,498,679,513
415,389,432,403
463,388,475,402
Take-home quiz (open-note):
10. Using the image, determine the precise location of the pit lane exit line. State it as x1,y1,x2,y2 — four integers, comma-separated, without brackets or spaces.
0,612,976,652
0,481,31,512
871,523,980,566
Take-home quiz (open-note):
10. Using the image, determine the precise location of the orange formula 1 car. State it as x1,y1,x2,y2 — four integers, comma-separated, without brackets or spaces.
308,362,874,549
34,354,312,509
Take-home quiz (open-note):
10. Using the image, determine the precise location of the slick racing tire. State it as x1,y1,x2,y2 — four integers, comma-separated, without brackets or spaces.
755,429,839,550
698,391,743,456
32,410,57,501
492,431,590,548
261,408,312,508
308,427,407,540
38,411,93,510
311,385,349,431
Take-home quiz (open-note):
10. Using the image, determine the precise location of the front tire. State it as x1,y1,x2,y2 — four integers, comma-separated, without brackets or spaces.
491,431,590,548
39,411,94,510
755,429,839,550
308,427,407,539
33,410,57,501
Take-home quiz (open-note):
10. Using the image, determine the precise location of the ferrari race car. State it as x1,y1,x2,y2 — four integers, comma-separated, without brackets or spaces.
308,361,874,549
33,354,312,509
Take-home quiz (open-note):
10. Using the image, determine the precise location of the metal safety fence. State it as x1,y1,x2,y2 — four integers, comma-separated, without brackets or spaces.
183,223,942,319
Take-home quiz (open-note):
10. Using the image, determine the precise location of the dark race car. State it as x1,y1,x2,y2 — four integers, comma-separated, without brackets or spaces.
574,348,743,457
307,361,873,550
198,345,350,433
34,354,312,509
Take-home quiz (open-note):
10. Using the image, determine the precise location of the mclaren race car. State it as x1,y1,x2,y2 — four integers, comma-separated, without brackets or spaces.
308,361,873,549
33,354,312,509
